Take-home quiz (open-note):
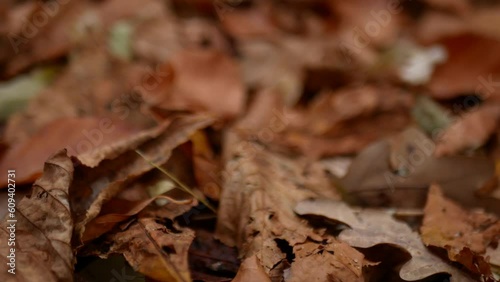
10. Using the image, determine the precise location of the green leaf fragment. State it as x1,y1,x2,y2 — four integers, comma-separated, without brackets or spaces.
108,21,134,61
412,95,452,135
0,67,57,121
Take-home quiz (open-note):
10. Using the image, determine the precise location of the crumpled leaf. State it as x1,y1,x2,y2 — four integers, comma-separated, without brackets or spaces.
70,114,214,243
88,217,194,282
216,96,367,281
0,150,75,282
421,184,500,280
82,194,194,243
295,199,475,281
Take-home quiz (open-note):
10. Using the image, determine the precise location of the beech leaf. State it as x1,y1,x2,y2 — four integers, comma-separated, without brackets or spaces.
0,150,75,282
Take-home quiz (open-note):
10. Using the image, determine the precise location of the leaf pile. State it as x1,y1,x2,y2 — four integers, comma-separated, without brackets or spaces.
1,0,500,281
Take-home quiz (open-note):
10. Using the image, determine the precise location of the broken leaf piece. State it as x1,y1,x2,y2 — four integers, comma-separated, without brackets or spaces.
295,199,475,281
421,184,500,280
89,217,194,282
0,150,75,282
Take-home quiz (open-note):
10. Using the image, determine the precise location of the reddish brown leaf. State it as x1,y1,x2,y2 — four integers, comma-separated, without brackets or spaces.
421,184,500,280
0,117,138,187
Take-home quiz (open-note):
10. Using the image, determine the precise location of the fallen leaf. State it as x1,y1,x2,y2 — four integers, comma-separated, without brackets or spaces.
435,104,500,156
232,256,271,282
421,184,500,280
295,199,476,281
70,114,213,243
150,49,246,119
0,150,75,282
82,195,194,243
428,34,500,99
341,129,499,214
216,98,368,280
0,116,138,187
87,217,194,282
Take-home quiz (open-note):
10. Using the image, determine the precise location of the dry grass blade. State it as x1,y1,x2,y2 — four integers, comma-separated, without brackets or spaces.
135,149,217,213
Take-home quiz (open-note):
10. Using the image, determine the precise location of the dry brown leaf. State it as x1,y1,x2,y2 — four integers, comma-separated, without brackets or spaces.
268,85,414,158
219,3,280,39
87,217,194,282
435,104,500,156
295,199,476,281
133,17,230,62
0,116,139,187
149,49,246,119
82,195,194,243
300,85,414,136
0,150,75,282
232,256,272,282
341,132,499,214
216,99,367,280
70,114,214,243
4,47,157,146
5,0,168,76
421,184,500,279
190,130,222,199
428,34,500,99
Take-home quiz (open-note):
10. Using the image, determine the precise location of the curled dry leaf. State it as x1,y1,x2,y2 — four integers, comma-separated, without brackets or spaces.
0,150,75,282
70,114,214,243
0,116,139,187
88,217,195,282
421,184,500,280
216,98,367,281
82,195,194,243
295,199,475,281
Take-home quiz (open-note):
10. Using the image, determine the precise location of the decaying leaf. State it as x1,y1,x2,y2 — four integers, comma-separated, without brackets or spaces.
421,184,500,280
216,98,368,281
295,199,475,281
70,114,213,243
88,217,195,282
0,150,75,282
